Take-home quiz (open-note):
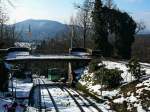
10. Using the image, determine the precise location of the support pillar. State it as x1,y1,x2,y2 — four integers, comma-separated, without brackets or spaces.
68,62,73,84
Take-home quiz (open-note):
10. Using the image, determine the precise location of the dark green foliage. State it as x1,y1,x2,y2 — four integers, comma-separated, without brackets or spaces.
126,58,146,81
94,68,123,88
92,0,137,59
92,0,113,57
89,58,123,88
112,11,136,59
0,58,3,63
89,59,105,72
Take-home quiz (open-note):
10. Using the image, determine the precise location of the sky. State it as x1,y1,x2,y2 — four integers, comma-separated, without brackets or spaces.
4,0,150,32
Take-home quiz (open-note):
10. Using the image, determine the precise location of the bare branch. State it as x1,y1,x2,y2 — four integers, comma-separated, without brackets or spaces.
136,22,146,34
7,0,16,9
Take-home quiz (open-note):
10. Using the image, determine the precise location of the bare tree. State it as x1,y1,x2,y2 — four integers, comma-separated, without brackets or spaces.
0,3,19,48
136,21,146,34
0,0,16,8
69,15,83,48
75,0,93,48
104,0,117,9
0,7,9,39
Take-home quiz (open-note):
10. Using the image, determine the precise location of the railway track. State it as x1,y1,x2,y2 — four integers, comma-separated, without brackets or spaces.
70,88,103,112
64,88,102,112
37,78,59,112
33,78,102,112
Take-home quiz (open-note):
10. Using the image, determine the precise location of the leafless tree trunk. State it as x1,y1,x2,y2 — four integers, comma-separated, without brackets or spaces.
104,0,117,9
75,0,93,48
0,5,19,48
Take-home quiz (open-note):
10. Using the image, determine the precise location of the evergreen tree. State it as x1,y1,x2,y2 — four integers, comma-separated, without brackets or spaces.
115,12,136,59
92,0,113,57
92,0,137,59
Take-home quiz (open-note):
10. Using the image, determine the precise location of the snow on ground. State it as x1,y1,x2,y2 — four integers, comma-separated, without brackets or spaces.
140,62,150,67
103,61,150,82
0,98,25,112
32,81,105,112
112,77,150,112
0,78,33,112
33,86,95,112
15,42,32,48
0,98,12,111
9,79,33,98
103,61,134,82
48,87,81,112
79,60,150,112
80,72,120,98
6,51,30,59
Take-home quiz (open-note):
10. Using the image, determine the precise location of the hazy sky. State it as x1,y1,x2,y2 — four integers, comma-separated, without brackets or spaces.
5,0,150,31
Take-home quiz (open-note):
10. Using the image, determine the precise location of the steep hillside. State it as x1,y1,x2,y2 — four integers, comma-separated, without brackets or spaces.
78,61,150,112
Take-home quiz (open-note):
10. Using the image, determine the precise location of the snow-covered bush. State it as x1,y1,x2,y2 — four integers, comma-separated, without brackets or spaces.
94,68,123,88
126,58,146,81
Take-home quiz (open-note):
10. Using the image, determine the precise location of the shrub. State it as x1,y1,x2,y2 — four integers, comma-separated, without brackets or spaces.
126,58,146,81
89,59,105,72
94,68,123,88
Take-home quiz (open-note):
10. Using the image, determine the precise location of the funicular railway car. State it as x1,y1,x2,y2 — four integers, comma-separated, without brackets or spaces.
48,68,64,81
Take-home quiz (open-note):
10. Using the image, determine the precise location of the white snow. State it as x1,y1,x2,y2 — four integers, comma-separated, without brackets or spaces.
79,60,150,112
15,42,32,48
113,95,125,104
0,97,26,112
6,55,91,61
34,86,90,112
136,78,150,95
9,79,33,98
48,87,81,112
102,90,119,98
0,98,12,111
113,94,137,104
127,93,138,103
6,51,30,59
71,52,90,56
90,85,101,93
103,61,134,82
136,103,146,112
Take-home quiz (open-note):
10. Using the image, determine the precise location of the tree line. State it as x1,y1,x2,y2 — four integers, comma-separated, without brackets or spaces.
0,3,19,49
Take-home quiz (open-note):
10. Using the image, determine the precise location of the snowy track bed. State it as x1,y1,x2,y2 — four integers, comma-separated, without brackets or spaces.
63,88,102,112
32,78,102,112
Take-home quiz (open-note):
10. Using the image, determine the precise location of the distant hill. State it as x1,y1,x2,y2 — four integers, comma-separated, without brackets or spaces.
15,19,69,41
135,34,150,38
14,19,150,41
